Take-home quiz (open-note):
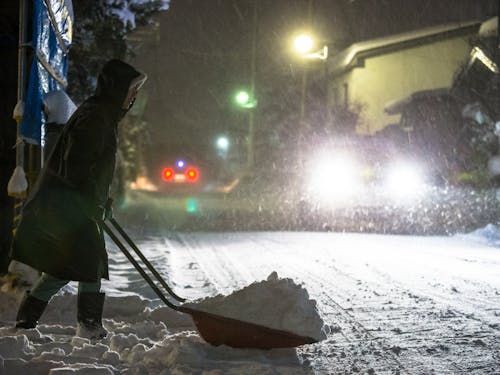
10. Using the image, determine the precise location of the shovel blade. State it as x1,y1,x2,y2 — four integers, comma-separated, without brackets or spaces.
179,306,317,349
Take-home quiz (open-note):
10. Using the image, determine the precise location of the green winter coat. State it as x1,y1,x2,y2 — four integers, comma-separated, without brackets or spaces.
11,60,142,282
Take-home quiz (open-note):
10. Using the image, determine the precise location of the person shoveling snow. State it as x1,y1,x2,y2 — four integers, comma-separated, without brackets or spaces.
9,60,147,340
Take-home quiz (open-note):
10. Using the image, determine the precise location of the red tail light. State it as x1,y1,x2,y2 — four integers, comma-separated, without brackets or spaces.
162,168,174,181
186,167,199,181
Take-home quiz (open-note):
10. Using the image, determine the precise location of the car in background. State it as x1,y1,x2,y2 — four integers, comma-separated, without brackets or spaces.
159,158,202,192
303,131,429,209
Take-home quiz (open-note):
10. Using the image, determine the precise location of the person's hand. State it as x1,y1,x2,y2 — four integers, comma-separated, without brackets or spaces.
97,198,113,221
103,198,114,220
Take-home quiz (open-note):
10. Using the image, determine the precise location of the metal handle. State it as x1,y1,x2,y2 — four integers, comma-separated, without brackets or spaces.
108,217,186,303
100,220,180,310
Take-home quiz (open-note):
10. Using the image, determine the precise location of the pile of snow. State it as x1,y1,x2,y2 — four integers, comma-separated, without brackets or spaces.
0,281,315,374
466,223,500,247
185,271,326,341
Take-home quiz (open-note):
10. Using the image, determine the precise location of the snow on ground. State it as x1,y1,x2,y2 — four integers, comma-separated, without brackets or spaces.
1,224,499,374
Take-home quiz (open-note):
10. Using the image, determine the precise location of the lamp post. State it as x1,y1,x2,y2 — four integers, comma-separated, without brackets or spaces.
294,34,328,61
234,90,257,109
292,33,330,164
233,2,258,173
293,34,330,116
216,135,230,159
234,88,257,171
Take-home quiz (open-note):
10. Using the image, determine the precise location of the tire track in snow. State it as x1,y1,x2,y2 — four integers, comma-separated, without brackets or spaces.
272,240,499,374
272,256,411,374
168,233,251,295
207,233,411,374
231,234,496,374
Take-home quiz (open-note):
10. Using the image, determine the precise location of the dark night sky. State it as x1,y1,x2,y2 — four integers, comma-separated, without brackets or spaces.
136,0,498,172
314,0,497,46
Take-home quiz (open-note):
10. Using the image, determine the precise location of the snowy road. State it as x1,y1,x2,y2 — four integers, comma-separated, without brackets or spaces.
102,226,500,374
1,224,499,374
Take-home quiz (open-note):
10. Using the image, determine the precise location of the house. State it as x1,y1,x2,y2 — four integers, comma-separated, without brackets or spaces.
327,20,482,135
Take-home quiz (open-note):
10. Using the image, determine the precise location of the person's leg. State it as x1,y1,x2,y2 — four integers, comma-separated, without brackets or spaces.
76,267,107,339
16,273,68,328
30,273,69,302
77,279,101,294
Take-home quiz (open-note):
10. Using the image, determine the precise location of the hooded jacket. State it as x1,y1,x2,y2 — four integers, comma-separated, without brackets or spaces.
11,60,143,282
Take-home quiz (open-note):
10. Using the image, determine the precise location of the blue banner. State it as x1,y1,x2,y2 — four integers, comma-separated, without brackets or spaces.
21,0,73,144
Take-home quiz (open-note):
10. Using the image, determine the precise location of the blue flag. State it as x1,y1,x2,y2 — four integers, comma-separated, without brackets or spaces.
21,0,73,144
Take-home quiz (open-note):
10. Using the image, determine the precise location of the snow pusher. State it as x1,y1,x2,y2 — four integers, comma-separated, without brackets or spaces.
101,218,317,349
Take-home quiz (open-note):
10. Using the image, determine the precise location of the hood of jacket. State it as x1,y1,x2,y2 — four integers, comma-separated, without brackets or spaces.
94,59,143,117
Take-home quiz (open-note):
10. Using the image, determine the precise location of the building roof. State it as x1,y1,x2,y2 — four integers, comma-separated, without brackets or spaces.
329,20,481,76
384,88,451,115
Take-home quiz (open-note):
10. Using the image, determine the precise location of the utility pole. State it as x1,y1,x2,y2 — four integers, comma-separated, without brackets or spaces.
324,50,331,129
246,0,258,172
297,0,314,167
496,1,500,122
11,0,29,225
497,0,500,57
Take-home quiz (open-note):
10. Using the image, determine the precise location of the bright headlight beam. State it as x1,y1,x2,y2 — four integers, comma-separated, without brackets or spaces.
384,162,425,199
308,153,360,203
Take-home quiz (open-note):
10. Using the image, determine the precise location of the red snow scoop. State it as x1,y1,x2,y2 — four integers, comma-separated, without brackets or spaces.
101,218,317,349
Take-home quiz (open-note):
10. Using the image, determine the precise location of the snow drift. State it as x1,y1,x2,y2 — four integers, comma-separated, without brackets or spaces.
185,271,326,341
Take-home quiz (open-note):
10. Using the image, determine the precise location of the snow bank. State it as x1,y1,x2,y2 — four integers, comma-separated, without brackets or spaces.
0,287,312,374
466,224,500,247
185,271,326,341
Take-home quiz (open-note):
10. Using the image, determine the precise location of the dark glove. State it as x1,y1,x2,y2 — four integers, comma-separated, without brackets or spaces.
97,198,114,221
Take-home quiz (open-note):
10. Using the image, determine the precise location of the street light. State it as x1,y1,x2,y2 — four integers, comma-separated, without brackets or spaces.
216,135,230,159
291,32,331,168
293,34,328,60
294,34,314,54
216,136,229,151
236,91,249,105
234,90,257,109
292,34,330,113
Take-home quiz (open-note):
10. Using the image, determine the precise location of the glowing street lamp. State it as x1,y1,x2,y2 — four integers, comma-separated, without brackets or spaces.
294,34,314,54
292,32,331,166
216,136,229,152
216,135,230,159
293,34,328,60
234,90,257,109
233,88,257,170
236,91,249,105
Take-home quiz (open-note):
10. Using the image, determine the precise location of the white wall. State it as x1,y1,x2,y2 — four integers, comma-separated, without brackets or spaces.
332,35,472,134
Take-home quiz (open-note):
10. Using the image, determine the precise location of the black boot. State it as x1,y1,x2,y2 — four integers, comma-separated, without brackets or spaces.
76,292,108,339
15,292,48,329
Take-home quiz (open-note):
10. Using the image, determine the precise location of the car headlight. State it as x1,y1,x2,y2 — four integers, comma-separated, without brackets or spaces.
308,153,361,202
384,161,426,199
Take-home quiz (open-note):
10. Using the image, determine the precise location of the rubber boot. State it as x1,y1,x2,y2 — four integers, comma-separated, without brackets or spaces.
76,292,108,340
15,292,48,329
